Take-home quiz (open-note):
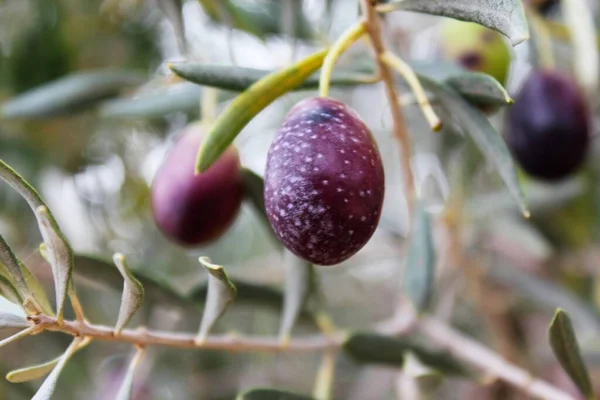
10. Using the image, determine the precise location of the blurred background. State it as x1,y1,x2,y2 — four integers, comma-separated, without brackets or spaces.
1,0,600,399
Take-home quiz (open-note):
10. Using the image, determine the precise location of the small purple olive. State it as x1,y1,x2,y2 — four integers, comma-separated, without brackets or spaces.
505,69,590,181
264,97,385,266
151,122,243,247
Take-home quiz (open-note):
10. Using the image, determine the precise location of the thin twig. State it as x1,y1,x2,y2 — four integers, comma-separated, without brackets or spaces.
419,317,575,400
360,0,415,211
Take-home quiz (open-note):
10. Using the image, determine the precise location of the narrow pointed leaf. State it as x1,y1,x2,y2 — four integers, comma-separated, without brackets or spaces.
169,63,375,92
35,206,72,321
399,352,445,397
444,72,513,106
193,49,328,173
343,333,471,376
113,253,145,333
0,326,37,348
1,70,146,119
99,82,202,120
403,203,436,313
0,273,22,305
388,0,529,45
20,261,54,317
549,309,594,399
115,347,146,400
197,257,237,341
237,388,316,400
0,296,28,329
32,337,82,400
278,251,313,341
419,79,528,216
0,235,31,306
6,338,90,383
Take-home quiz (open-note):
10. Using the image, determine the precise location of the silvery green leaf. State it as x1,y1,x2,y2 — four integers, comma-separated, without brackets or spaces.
400,352,444,398
0,234,30,306
113,253,145,333
6,338,90,383
115,347,146,400
1,70,145,119
35,206,72,321
20,260,54,317
0,296,28,329
196,257,237,342
549,309,595,399
0,325,37,348
385,0,529,45
32,337,82,400
444,72,513,106
403,203,436,313
418,79,528,217
278,250,313,342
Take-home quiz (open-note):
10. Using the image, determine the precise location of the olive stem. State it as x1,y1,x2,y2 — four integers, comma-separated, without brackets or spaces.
380,51,443,132
24,312,573,399
360,0,415,211
318,21,367,98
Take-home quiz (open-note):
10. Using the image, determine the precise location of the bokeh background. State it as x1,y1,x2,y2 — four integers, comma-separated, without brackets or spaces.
1,0,600,399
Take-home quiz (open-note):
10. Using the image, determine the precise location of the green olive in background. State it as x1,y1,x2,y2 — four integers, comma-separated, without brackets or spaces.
439,19,511,85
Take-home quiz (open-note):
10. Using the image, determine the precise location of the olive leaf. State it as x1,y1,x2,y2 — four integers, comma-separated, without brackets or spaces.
35,206,72,321
20,261,54,317
99,82,203,120
1,70,146,119
278,250,314,342
0,325,37,348
236,388,316,400
403,203,436,313
418,79,529,217
196,257,237,342
113,253,145,334
384,0,529,46
343,333,471,376
31,337,83,400
0,273,21,305
193,49,328,173
115,347,146,400
0,234,32,309
0,295,29,329
444,72,513,106
0,160,74,319
6,338,91,383
549,309,595,399
168,63,376,92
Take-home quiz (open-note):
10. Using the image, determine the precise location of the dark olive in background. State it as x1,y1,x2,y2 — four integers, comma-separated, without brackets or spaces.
505,69,590,182
264,97,385,266
151,122,243,247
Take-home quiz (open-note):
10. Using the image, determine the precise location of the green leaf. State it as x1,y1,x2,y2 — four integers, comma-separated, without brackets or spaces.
6,338,90,383
0,326,37,348
549,309,595,399
115,347,146,400
403,203,436,313
387,0,529,46
236,388,316,400
0,273,22,305
278,251,313,341
36,207,72,321
113,253,145,333
0,296,28,329
1,70,146,119
398,352,445,398
98,82,202,120
444,72,513,107
196,257,237,341
194,49,328,173
32,337,82,400
418,79,528,217
19,261,54,317
343,333,470,376
168,63,376,92
0,234,31,308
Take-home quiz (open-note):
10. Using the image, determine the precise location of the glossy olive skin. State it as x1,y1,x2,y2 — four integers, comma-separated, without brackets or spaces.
151,123,243,246
264,97,385,266
505,70,590,182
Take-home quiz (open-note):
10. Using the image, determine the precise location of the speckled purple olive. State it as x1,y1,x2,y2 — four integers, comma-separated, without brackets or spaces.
264,97,385,266
505,69,590,182
151,122,243,247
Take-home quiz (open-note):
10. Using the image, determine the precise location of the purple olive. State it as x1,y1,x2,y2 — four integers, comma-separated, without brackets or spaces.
151,122,243,247
505,69,590,182
264,97,385,266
